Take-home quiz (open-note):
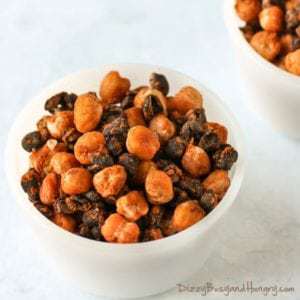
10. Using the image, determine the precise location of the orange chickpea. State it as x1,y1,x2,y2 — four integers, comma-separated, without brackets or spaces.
172,200,205,232
181,144,211,177
202,170,231,199
134,160,157,185
235,0,261,22
250,31,281,61
116,191,149,221
61,167,92,195
46,111,74,139
50,152,79,174
39,172,59,205
284,49,300,75
74,92,103,133
101,213,140,243
74,131,106,164
259,6,283,32
280,34,294,56
149,114,176,143
126,126,160,160
93,165,127,198
203,122,228,144
53,213,76,232
145,169,174,204
124,107,146,127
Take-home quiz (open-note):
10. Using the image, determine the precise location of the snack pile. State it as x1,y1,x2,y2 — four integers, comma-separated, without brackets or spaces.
21,71,238,243
236,0,300,75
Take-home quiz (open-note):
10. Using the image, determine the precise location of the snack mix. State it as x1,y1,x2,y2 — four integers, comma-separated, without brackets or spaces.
20,71,238,243
236,0,300,75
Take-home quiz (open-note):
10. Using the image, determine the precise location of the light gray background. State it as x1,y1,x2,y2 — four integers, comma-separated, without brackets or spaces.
0,0,299,299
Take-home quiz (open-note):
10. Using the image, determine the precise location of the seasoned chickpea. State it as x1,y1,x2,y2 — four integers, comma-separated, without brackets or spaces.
250,31,281,61
53,213,76,232
61,167,92,195
39,172,59,205
203,122,228,144
235,0,261,22
284,49,300,75
134,160,157,185
100,71,130,105
116,191,149,221
126,126,160,160
280,34,294,55
169,86,203,115
202,170,230,199
93,165,127,198
145,169,174,204
50,152,79,174
149,114,176,143
259,6,283,32
181,144,211,177
172,200,205,232
74,92,103,133
46,111,74,139
74,131,106,164
124,107,146,127
101,213,140,243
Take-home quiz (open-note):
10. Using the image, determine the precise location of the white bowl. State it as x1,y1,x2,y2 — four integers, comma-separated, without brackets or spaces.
224,0,300,139
5,64,245,298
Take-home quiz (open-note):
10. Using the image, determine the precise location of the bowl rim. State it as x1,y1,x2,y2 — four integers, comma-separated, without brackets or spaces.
224,0,300,86
5,63,246,253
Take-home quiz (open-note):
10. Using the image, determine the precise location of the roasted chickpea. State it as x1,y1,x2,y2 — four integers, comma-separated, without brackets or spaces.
46,111,74,139
172,200,205,232
50,152,79,174
39,172,59,205
202,170,230,199
100,71,130,105
74,131,106,164
203,122,228,144
134,160,157,185
169,86,203,115
61,167,92,195
259,6,283,32
145,169,174,204
124,107,146,127
235,0,261,22
101,213,140,243
181,144,211,177
250,31,281,61
280,34,294,55
116,191,149,221
284,49,300,75
126,126,160,160
53,213,76,232
74,92,103,133
93,165,127,198
149,114,176,143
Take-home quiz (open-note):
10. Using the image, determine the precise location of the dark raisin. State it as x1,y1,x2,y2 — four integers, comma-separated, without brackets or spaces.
91,153,114,168
149,73,169,96
103,116,129,138
21,168,40,192
147,205,165,227
87,164,103,174
121,91,136,109
286,8,300,30
262,0,285,8
44,92,67,113
101,105,123,124
34,203,53,219
168,187,189,207
199,190,219,212
53,198,76,214
142,227,163,242
165,137,186,160
107,136,124,156
180,120,203,142
198,131,220,152
64,93,77,110
78,224,92,238
142,95,163,122
82,208,101,227
292,36,300,50
62,128,81,151
36,116,51,141
118,153,140,176
186,108,207,125
73,194,89,204
178,175,203,199
91,226,102,240
21,131,44,152
163,163,183,183
213,145,238,170
84,190,102,203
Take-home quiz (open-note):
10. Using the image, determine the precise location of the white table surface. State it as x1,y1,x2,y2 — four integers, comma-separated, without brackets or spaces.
0,0,299,299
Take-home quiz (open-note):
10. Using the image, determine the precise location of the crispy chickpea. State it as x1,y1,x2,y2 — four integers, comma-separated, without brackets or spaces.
93,165,127,198
284,49,300,75
259,6,283,32
53,213,76,232
50,152,79,174
134,160,157,185
124,107,146,127
101,213,140,243
74,131,106,164
145,169,174,204
100,71,131,105
235,0,261,22
169,86,203,115
126,126,160,160
203,122,228,144
61,167,92,195
202,170,230,199
172,200,205,232
74,92,103,133
280,34,294,55
149,114,176,143
46,111,74,139
116,191,149,221
39,172,59,205
181,144,211,177
250,31,281,61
